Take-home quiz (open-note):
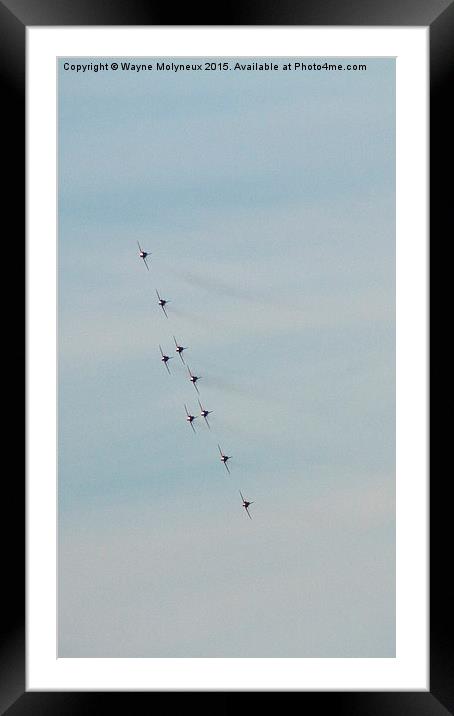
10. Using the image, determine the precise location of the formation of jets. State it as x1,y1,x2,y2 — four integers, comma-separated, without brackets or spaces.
138,244,254,520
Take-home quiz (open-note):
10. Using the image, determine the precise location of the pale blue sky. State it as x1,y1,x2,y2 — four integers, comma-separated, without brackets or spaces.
58,57,395,657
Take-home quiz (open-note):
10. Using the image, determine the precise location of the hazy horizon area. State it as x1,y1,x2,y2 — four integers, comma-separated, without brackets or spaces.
58,57,396,657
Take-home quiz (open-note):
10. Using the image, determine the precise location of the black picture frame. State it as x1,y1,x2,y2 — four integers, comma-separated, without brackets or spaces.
2,0,442,711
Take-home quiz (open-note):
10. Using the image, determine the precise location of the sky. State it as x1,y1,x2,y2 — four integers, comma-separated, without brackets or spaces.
58,57,395,657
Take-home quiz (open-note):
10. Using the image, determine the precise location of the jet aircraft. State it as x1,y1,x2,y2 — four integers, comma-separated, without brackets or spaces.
156,290,169,318
137,241,150,270
198,399,213,428
173,336,188,363
159,345,173,374
239,491,253,519
187,366,201,393
218,444,231,474
184,404,198,433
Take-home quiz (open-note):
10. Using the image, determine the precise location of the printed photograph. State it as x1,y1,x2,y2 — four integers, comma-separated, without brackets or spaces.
58,56,395,657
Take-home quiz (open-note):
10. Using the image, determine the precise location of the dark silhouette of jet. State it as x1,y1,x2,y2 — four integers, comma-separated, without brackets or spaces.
173,336,188,363
187,366,201,394
198,399,213,429
156,290,169,318
240,491,253,519
159,345,173,374
184,404,198,433
218,444,231,474
137,241,150,270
